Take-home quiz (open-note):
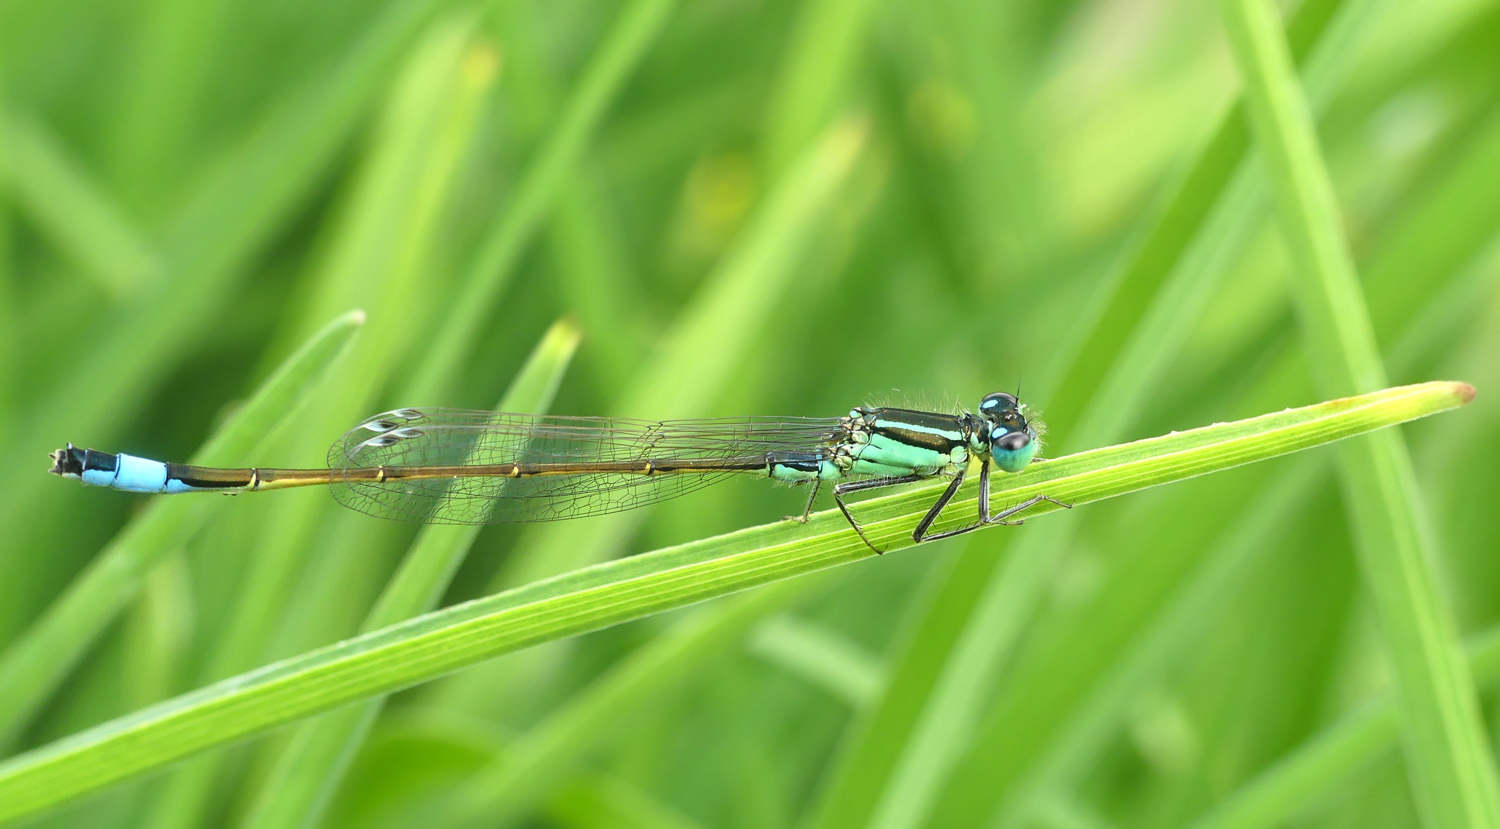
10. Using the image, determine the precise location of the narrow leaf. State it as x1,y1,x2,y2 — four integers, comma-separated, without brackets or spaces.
239,319,580,829
0,310,364,747
1222,0,1500,825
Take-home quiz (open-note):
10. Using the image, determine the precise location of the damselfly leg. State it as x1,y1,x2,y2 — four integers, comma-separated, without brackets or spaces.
786,478,822,524
834,461,1071,553
833,472,930,553
915,459,1071,543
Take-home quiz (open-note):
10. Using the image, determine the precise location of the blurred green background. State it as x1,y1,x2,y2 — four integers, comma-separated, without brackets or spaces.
3,0,1500,826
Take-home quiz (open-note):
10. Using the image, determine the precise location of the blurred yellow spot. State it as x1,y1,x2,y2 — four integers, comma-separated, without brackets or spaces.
686,152,756,230
907,80,977,158
463,42,502,88
674,152,757,259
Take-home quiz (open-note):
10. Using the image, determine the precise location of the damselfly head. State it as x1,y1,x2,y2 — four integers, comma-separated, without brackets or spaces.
978,392,1038,473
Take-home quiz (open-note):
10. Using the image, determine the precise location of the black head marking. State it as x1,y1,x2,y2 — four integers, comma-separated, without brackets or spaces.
979,392,1020,419
993,430,1029,451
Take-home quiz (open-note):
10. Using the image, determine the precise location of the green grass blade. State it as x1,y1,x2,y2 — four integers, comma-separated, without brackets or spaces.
105,0,226,215
812,3,1369,824
237,319,580,829
967,147,1484,827
761,0,880,176
0,381,1472,823
0,309,364,749
746,614,887,707
805,540,1002,829
1221,1,1500,826
1037,0,1345,433
1189,627,1500,829
402,0,676,404
139,16,493,829
490,3,652,387
429,117,868,718
982,455,1331,829
0,111,156,296
0,0,445,642
439,578,832,829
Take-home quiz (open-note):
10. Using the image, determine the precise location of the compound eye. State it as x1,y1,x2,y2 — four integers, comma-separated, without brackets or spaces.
979,392,1019,416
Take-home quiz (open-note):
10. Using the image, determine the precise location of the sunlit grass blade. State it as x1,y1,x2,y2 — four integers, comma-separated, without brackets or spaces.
0,381,1472,823
813,2,1370,824
403,0,676,404
761,0,879,175
959,183,1480,827
0,309,364,750
1222,1,1500,826
1040,0,1346,431
430,117,869,717
0,111,155,296
0,0,446,642
141,17,492,829
239,319,580,829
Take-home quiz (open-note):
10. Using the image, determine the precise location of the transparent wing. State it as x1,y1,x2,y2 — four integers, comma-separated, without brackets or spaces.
327,408,848,525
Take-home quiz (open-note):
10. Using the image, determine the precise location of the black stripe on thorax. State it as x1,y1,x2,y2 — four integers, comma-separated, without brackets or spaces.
866,408,968,452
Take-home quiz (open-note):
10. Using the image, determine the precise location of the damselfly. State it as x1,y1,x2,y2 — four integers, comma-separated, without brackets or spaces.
49,392,1068,552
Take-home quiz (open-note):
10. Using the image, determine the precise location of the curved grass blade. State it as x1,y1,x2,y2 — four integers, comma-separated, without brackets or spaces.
438,576,836,828
1188,626,1500,829
402,0,677,404
0,0,447,642
428,116,870,718
813,2,1374,824
1223,0,1500,825
0,111,156,297
238,319,580,829
140,16,495,829
0,310,364,749
0,381,1473,823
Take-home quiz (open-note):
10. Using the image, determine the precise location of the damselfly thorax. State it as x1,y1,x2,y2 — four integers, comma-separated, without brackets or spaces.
50,393,1069,552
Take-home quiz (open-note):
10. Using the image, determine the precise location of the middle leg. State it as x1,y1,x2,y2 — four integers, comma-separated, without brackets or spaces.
833,473,927,554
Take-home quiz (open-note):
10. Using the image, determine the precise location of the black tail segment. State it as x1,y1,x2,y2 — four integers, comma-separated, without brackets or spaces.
49,443,87,477
48,444,118,480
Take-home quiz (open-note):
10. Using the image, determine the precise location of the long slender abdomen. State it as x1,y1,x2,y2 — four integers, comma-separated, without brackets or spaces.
47,444,317,493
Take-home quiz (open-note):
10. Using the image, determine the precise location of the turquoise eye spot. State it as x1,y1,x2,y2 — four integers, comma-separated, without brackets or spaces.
992,438,1038,474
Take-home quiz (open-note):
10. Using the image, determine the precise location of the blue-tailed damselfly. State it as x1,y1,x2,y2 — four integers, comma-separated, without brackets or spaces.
50,392,1067,552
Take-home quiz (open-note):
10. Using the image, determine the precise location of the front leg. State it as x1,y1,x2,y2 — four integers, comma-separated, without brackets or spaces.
915,463,1072,543
913,461,988,543
986,493,1073,525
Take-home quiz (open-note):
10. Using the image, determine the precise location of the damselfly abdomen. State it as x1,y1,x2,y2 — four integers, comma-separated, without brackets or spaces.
50,392,1068,552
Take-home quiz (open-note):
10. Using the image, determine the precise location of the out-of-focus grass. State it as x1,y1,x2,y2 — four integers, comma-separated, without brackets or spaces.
1,0,1497,827
1224,0,1500,825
